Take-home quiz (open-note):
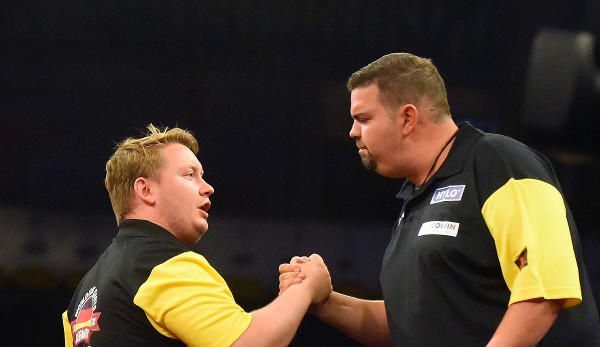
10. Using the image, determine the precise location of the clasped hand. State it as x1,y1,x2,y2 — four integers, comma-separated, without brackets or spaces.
278,254,332,306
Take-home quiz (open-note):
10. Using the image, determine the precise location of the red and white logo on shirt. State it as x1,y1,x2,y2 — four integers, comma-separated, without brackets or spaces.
70,286,102,345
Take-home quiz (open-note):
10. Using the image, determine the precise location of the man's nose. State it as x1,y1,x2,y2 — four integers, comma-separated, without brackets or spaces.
349,121,360,138
201,181,214,196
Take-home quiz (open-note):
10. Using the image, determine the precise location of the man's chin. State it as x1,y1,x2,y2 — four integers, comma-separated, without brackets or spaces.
194,222,209,237
361,158,376,171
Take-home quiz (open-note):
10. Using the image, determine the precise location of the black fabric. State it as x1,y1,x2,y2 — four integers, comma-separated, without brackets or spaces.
380,122,600,346
64,219,187,347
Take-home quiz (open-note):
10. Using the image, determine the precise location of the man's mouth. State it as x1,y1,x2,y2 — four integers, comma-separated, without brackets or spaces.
199,201,211,213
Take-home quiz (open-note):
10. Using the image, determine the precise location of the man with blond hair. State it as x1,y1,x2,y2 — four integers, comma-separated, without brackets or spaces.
63,124,332,346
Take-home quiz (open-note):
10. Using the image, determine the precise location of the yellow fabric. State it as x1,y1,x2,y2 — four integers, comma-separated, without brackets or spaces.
482,178,581,308
62,310,74,347
133,251,252,347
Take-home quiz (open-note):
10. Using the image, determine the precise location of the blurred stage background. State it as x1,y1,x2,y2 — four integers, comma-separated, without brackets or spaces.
1,1,599,345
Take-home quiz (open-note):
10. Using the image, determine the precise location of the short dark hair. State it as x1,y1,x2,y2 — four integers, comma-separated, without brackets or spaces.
347,53,451,117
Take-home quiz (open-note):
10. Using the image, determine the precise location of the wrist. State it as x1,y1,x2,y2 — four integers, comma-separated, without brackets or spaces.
309,291,333,315
283,280,314,306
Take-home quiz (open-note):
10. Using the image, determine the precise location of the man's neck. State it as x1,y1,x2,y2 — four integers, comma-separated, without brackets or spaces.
411,119,458,187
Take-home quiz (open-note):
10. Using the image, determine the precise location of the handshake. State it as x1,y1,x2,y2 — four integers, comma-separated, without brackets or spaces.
278,254,333,307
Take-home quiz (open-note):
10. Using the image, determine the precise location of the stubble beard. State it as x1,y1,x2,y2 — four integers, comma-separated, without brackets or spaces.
360,153,377,171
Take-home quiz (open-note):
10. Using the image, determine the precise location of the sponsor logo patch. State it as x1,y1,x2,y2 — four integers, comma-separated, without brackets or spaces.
70,286,102,345
515,248,528,270
430,185,466,204
418,221,460,237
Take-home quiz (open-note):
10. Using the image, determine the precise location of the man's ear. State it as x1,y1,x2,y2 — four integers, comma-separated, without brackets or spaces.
133,177,156,205
398,103,419,135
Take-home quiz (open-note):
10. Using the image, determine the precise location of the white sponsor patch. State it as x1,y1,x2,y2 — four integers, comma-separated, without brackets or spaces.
418,221,460,237
430,185,465,204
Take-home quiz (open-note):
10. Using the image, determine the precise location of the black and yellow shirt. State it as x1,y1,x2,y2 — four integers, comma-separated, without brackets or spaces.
62,219,252,347
380,122,599,346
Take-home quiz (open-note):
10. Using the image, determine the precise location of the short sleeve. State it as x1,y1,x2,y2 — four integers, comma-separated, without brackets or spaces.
482,178,581,308
133,252,252,347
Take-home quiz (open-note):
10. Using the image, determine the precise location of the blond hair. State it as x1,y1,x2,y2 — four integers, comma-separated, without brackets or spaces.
347,53,451,119
104,124,199,224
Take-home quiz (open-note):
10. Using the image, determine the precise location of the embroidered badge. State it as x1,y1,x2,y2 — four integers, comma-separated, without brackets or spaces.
429,184,465,205
418,221,460,237
70,286,102,345
515,248,528,270
430,185,466,204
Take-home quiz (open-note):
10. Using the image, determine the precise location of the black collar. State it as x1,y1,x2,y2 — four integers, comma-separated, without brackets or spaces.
118,219,186,246
396,121,484,199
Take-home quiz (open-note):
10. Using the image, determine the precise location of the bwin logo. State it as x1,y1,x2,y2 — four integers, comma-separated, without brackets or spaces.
430,185,465,204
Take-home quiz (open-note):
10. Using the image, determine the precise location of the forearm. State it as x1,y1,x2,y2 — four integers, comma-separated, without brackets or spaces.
313,291,391,346
231,284,312,347
487,298,564,347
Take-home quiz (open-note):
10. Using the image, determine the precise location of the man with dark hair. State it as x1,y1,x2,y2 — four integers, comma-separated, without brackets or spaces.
280,53,600,346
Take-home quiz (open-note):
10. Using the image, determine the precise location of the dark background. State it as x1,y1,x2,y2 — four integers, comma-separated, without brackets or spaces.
1,1,599,345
